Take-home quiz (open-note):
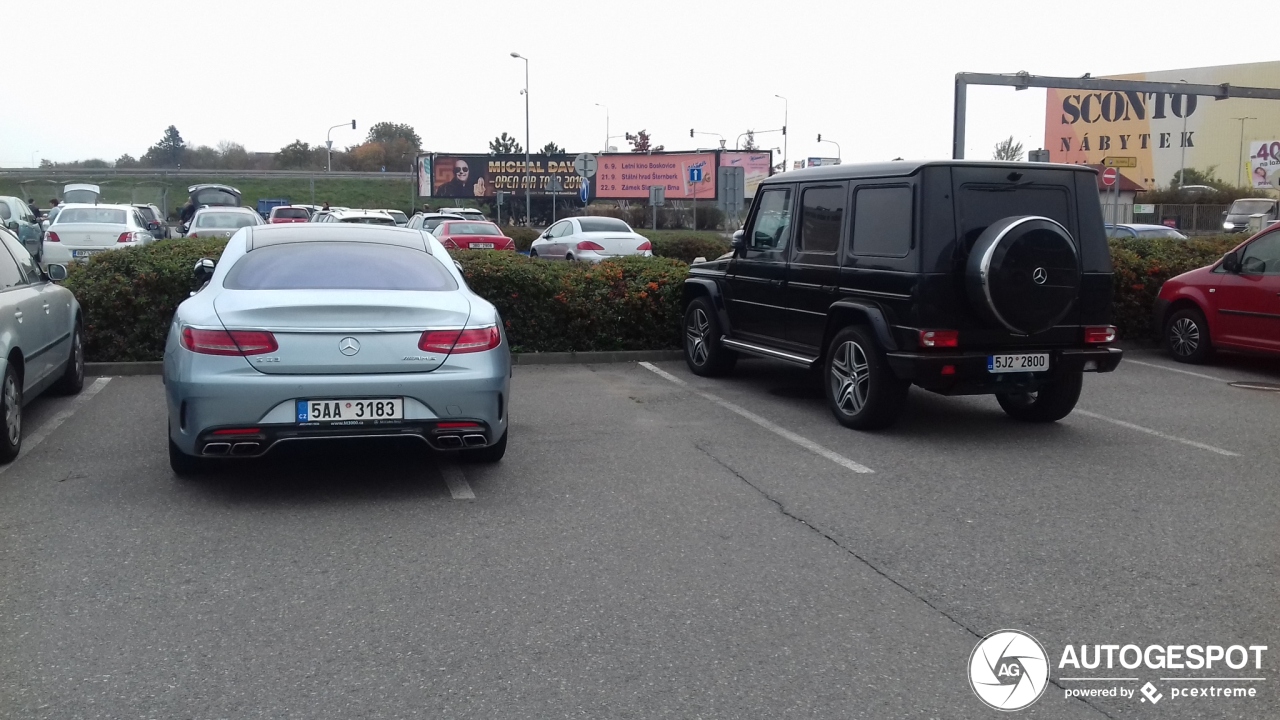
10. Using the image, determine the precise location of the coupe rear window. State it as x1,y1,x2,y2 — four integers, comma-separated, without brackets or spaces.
196,212,258,228
224,242,459,291
577,218,631,233
444,222,501,235
274,208,310,219
339,216,396,225
55,208,127,224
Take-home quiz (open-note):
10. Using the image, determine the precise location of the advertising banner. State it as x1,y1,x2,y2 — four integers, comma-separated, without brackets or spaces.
719,151,772,197
593,153,717,200
426,154,589,198
1246,141,1280,188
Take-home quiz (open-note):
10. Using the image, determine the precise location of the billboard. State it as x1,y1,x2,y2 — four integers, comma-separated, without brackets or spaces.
593,153,717,199
806,157,841,167
420,154,589,198
719,151,772,197
1045,61,1280,189
1247,141,1280,188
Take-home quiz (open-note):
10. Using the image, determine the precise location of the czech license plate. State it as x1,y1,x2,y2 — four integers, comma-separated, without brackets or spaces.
71,250,100,258
470,243,495,249
296,398,403,423
988,354,1050,372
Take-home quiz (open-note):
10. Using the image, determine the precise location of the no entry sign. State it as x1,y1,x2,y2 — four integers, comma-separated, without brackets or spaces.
1101,167,1118,186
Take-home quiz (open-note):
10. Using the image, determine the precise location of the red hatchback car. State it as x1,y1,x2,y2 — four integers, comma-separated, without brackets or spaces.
1154,224,1280,363
432,220,515,251
268,206,311,224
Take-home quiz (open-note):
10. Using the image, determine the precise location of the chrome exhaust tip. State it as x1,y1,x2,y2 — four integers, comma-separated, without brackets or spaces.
462,434,487,447
437,435,464,449
231,442,260,456
202,442,231,456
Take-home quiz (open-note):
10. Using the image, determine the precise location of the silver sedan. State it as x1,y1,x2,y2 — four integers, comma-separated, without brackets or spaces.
0,228,85,462
528,216,653,262
163,223,511,476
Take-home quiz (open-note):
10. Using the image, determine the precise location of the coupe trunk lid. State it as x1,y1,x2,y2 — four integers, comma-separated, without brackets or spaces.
582,232,644,256
213,290,471,374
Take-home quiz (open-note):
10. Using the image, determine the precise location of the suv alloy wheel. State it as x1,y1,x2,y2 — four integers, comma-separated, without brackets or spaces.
683,298,737,376
823,326,908,430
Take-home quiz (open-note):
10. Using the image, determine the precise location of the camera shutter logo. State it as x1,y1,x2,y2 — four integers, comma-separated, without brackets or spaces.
968,629,1050,711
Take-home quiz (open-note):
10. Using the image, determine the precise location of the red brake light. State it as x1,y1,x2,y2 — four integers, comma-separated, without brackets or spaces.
436,422,481,429
47,232,60,243
1084,325,1117,344
442,238,458,249
417,326,501,354
181,328,278,356
918,330,959,348
636,240,652,251
118,232,133,243
576,240,605,251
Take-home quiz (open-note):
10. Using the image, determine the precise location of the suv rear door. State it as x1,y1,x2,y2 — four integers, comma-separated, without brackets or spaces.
785,182,847,350
726,185,793,341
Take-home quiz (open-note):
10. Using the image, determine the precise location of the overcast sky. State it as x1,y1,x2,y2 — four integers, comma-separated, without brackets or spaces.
5,0,1274,168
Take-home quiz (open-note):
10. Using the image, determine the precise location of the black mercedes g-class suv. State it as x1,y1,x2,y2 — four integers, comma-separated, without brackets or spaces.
682,160,1123,430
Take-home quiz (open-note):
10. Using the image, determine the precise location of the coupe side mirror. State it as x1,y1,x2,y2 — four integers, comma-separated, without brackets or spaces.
1222,251,1242,273
193,257,216,286
46,263,68,281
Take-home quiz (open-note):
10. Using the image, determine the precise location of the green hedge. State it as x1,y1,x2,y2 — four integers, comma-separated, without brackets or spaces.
63,235,1241,362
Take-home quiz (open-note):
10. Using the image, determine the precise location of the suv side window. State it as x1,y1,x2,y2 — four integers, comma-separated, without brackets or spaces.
851,185,913,258
796,185,846,255
0,232,39,284
746,187,793,254
0,244,26,290
1240,233,1280,274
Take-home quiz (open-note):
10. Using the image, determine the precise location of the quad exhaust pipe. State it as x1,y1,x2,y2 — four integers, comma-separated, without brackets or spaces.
462,434,487,447
433,434,488,449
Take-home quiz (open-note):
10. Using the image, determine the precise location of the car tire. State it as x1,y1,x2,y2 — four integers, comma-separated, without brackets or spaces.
0,364,21,463
823,325,908,430
168,435,209,477
683,297,737,376
50,321,85,396
461,429,507,463
996,370,1083,423
529,248,539,259
1165,307,1213,364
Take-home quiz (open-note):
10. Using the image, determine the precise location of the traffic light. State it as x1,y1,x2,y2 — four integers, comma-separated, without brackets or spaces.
782,125,787,136
690,129,694,137
817,133,821,142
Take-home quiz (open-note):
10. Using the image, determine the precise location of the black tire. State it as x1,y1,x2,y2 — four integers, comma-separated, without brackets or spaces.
529,248,539,259
461,429,507,463
683,297,737,377
168,436,209,477
0,364,21,463
996,370,1083,423
965,215,1081,335
49,321,84,396
1165,307,1213,364
823,325,908,430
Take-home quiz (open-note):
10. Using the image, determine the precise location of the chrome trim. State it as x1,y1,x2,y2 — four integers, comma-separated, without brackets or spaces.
720,337,817,366
838,288,912,300
221,326,468,334
978,216,1072,334
786,281,823,289
787,307,828,316
729,299,785,310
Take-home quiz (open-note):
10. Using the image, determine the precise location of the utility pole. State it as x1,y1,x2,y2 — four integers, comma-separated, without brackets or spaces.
511,53,531,226
1232,116,1256,187
1178,80,1188,188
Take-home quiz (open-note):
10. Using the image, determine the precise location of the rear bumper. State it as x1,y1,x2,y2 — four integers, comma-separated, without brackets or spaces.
885,346,1123,396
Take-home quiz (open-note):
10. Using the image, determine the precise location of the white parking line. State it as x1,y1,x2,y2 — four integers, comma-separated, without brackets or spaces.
0,377,112,475
441,464,476,500
1124,358,1226,382
640,362,874,474
1074,409,1239,457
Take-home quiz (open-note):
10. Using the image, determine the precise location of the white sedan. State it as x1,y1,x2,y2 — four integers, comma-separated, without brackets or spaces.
42,204,156,265
528,217,652,262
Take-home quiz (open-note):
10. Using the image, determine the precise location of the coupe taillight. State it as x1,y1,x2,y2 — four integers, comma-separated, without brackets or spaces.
442,238,458,249
636,240,652,251
1084,325,1117,344
181,328,278,356
47,232,60,243
118,232,134,243
918,330,959,348
576,240,605,251
418,326,501,354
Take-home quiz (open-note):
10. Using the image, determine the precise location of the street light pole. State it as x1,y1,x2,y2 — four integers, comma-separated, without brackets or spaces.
327,120,356,173
512,53,531,226
1178,80,1187,188
1232,116,1256,187
595,103,609,153
30,150,38,168
775,94,788,171
817,134,841,162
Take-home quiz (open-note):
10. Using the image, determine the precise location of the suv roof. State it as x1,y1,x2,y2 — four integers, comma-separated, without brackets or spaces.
759,159,1096,186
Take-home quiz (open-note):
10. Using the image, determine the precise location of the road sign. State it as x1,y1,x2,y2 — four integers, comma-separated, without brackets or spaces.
1102,156,1137,168
574,153,597,178
1101,167,1119,186
579,178,590,203
689,167,703,183
649,185,665,206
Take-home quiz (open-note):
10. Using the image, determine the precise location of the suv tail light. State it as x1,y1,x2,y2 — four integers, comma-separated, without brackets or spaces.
418,326,501,354
918,330,959,348
636,240,652,251
1084,325,1117,344
181,328,278,356
576,240,605,251
46,232,60,243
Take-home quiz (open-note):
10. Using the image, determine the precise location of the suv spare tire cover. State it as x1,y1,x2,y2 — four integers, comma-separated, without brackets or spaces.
965,215,1080,335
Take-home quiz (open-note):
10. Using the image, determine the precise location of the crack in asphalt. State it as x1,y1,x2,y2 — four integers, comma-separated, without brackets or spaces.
692,442,1117,720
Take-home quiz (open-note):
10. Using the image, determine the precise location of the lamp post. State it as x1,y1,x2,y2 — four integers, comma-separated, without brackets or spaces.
595,103,609,153
327,120,356,173
511,52,531,226
691,130,725,149
30,151,38,168
774,94,788,171
1232,116,1256,187
817,134,841,162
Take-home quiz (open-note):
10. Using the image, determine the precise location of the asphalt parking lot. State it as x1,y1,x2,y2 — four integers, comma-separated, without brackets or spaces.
1,351,1277,719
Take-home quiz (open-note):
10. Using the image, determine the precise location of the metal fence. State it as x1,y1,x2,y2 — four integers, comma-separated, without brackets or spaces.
1132,204,1231,235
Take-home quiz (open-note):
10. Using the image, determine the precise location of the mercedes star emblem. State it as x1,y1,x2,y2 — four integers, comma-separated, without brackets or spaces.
1032,267,1048,285
339,337,361,356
